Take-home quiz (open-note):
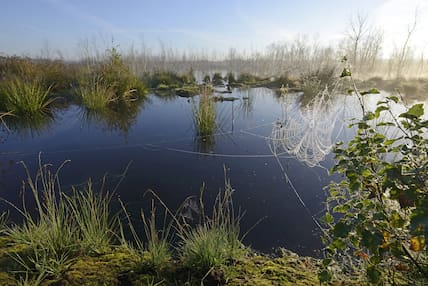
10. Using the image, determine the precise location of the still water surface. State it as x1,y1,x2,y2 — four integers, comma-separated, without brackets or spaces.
0,87,365,256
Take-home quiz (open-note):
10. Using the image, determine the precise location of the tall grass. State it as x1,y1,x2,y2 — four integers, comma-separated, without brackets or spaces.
4,156,119,281
77,75,117,111
0,211,8,234
66,180,117,254
179,176,246,273
193,93,216,138
76,47,147,111
6,159,77,278
141,199,173,270
119,173,246,276
120,195,173,271
0,77,54,116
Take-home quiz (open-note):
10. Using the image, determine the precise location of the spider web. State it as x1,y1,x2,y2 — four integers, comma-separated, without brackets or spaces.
268,87,344,167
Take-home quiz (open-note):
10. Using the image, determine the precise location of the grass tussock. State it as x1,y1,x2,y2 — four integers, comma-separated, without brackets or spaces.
76,48,147,111
193,92,216,138
4,156,118,280
0,77,54,116
179,178,246,273
120,196,173,271
66,180,117,255
77,75,117,111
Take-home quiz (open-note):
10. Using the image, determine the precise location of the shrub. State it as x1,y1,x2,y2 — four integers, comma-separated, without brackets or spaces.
212,73,224,86
100,47,146,99
320,66,428,285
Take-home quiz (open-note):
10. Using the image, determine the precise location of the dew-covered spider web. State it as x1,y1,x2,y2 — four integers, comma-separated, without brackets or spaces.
268,86,348,168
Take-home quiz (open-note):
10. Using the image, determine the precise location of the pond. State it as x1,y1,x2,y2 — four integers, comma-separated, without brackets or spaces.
0,87,369,256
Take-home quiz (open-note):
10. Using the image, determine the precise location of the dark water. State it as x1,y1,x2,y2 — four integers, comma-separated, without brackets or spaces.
0,87,361,256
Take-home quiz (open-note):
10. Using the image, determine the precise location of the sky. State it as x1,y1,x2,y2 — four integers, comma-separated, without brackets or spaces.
0,0,427,59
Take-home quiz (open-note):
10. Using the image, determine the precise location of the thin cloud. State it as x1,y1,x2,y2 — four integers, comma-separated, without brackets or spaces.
46,0,140,42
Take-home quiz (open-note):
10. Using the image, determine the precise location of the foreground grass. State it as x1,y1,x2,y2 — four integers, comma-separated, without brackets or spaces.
0,235,337,286
0,159,359,285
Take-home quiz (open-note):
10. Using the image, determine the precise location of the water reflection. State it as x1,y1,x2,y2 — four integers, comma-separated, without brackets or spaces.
81,98,146,135
1,111,55,138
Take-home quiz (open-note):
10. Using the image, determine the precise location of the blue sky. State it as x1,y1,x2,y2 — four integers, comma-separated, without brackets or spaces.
1,0,426,58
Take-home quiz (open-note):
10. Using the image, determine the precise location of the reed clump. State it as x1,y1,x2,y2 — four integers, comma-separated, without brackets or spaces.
193,92,216,138
76,48,147,111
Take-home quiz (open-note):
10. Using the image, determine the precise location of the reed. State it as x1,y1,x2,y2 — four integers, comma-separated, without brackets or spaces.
193,93,216,138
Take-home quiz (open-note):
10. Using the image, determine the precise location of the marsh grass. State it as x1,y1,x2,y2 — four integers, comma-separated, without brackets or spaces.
0,77,55,116
76,48,147,111
179,177,246,273
1,156,247,283
101,47,147,99
141,198,173,270
0,211,8,234
192,92,216,138
120,194,173,271
6,159,78,278
77,74,117,111
4,156,121,281
119,172,246,278
66,180,117,255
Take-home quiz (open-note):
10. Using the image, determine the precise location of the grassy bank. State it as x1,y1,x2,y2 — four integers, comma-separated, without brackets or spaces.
0,159,358,286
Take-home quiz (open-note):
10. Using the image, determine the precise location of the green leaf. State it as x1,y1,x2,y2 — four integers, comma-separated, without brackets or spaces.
323,213,334,224
364,112,376,121
387,95,399,103
367,266,381,284
376,122,395,127
331,238,346,249
322,258,332,267
333,204,350,213
361,169,371,177
318,270,332,283
399,104,424,119
360,88,380,95
374,105,389,118
333,222,351,238
361,230,383,250
340,68,352,78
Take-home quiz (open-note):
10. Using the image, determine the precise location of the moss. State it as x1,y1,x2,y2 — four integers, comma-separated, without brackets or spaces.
0,236,30,272
0,272,16,286
0,235,362,285
174,85,200,97
226,251,319,286
60,248,139,286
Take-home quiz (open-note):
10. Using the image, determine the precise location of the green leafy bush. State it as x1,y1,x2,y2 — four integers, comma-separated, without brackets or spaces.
321,68,428,285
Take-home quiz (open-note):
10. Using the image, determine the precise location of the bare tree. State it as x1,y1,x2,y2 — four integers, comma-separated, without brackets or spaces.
394,9,418,78
346,13,369,70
